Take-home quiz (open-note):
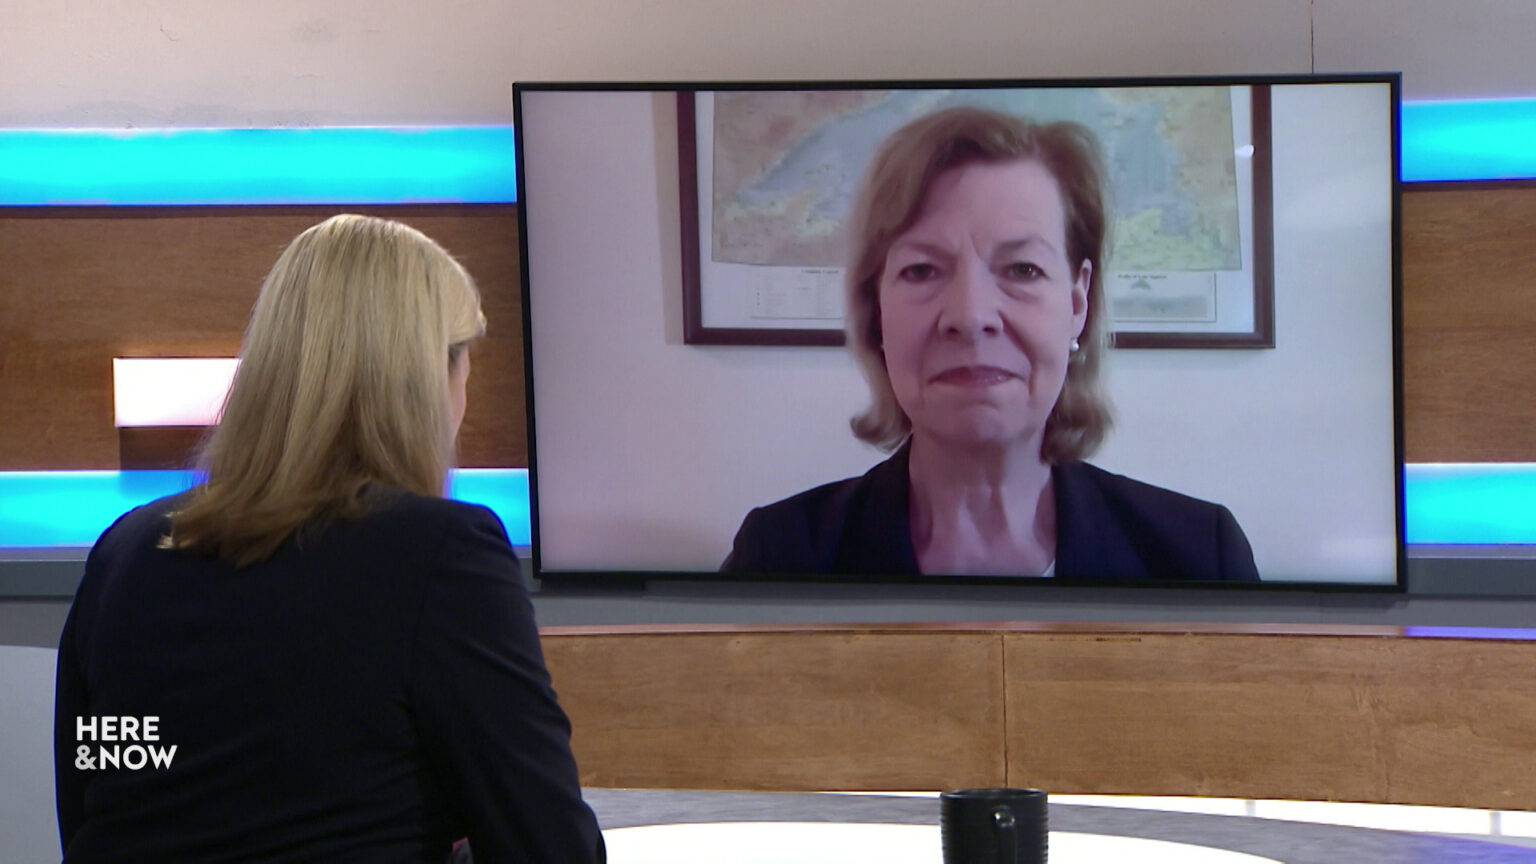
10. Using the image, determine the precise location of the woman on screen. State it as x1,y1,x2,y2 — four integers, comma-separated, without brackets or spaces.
54,215,605,862
723,107,1258,581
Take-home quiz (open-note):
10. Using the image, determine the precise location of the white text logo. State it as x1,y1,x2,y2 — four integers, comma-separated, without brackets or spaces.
74,716,177,771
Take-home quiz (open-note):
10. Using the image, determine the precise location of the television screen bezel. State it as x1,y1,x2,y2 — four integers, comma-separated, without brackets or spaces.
512,72,1405,594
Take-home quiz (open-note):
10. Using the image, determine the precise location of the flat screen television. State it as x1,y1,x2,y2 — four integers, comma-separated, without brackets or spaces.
513,74,1402,590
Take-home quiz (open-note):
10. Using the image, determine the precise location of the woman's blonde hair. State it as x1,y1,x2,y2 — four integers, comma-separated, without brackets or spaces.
165,214,485,566
845,106,1114,462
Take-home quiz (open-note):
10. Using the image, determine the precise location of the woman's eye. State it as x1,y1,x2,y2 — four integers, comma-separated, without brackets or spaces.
897,262,939,282
1004,262,1045,281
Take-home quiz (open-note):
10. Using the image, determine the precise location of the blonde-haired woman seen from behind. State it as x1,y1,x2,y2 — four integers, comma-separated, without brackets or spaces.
55,215,606,863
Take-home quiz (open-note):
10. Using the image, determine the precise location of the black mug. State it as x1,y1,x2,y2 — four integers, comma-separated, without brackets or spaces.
940,787,1047,864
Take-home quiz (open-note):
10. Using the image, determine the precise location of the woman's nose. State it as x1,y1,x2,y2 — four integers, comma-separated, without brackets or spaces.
938,258,1002,340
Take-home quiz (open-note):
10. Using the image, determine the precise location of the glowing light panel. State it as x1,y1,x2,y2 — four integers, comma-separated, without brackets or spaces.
0,126,517,206
113,358,239,427
1,465,1531,550
1403,463,1536,544
0,470,530,548
0,96,1530,207
1402,98,1536,182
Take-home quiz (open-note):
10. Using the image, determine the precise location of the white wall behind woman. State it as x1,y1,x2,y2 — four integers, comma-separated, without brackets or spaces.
3,0,1535,128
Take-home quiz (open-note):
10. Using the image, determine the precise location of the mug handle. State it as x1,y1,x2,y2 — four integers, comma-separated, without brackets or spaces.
992,807,1017,863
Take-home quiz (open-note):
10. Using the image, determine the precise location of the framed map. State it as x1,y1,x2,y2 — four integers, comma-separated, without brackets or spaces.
679,83,1274,349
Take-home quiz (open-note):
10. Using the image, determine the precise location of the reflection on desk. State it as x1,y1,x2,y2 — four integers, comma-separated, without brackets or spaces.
603,822,1280,864
585,790,1536,864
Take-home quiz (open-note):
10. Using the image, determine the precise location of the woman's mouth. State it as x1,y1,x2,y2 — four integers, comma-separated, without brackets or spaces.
930,365,1017,387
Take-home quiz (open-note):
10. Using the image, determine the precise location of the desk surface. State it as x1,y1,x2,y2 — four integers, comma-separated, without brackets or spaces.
585,790,1536,864
603,823,1282,863
544,619,1536,640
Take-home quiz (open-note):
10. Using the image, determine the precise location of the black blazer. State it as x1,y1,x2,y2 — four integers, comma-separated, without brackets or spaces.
55,489,605,864
723,445,1259,581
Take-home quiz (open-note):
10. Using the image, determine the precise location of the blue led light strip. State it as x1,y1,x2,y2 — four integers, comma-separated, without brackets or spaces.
1,465,1532,549
0,470,531,548
0,97,1531,206
1402,464,1536,545
0,126,517,206
1401,98,1536,182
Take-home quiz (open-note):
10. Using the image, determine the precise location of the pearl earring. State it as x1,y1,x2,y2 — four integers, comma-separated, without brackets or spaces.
1070,337,1081,353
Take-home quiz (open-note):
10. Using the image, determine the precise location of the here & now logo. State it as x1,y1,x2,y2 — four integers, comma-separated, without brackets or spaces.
74,716,177,771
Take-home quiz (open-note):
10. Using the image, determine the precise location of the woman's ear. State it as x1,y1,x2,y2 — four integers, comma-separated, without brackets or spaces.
1072,260,1091,336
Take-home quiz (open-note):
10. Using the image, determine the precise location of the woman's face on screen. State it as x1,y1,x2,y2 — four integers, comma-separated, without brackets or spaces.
878,158,1089,455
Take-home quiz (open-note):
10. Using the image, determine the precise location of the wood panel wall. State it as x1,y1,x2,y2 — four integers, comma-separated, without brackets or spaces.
542,624,1536,810
0,205,524,470
546,630,1006,791
1,184,1533,470
1001,631,1536,808
1401,184,1536,462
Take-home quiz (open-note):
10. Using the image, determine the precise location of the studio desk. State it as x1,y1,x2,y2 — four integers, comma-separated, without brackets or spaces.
539,622,1536,811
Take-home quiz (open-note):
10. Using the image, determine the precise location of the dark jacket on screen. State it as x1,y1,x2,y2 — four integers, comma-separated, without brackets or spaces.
722,444,1259,582
55,489,605,864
